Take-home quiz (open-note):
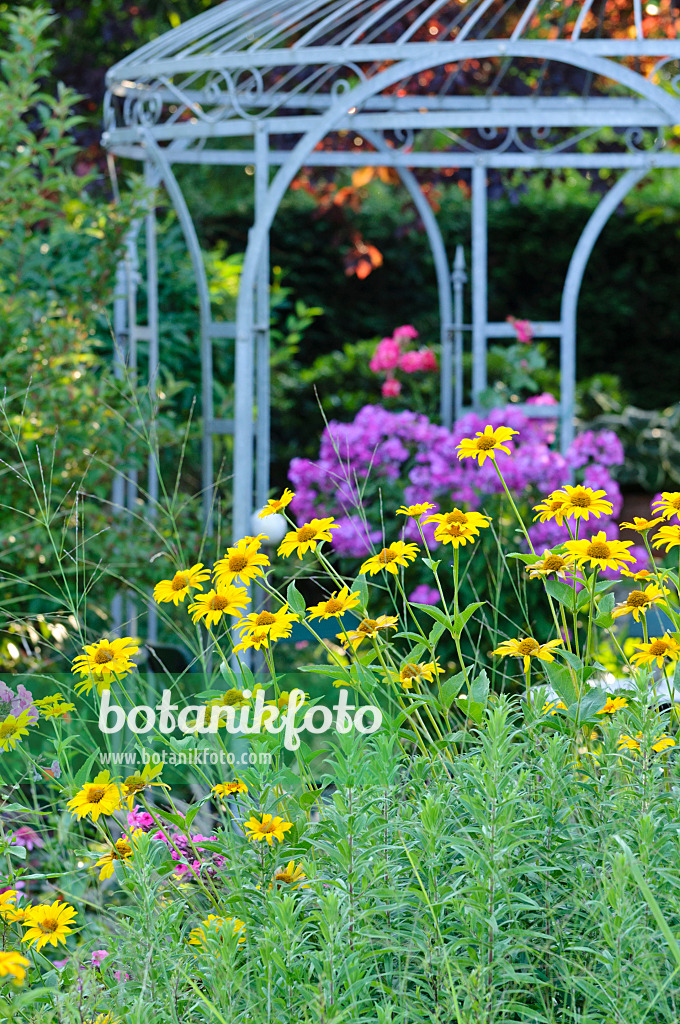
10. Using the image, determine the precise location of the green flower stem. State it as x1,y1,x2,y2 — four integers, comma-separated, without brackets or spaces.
585,567,599,667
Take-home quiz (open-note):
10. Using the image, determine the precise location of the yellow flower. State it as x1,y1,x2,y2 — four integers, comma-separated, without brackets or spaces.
620,567,655,581
233,628,272,654
271,861,308,890
542,699,567,716
277,518,339,558
243,814,292,845
493,636,563,673
33,693,75,719
0,951,30,985
618,731,676,755
359,541,419,576
525,550,576,579
0,711,31,752
187,583,250,627
424,508,491,530
22,901,77,951
652,492,680,520
153,563,211,605
558,485,613,521
235,604,298,648
212,779,248,800
612,584,667,623
618,732,641,752
563,532,635,572
620,516,663,533
258,488,295,518
71,637,139,695
308,588,361,620
189,914,246,948
85,1015,121,1024
206,689,250,717
398,661,438,690
652,524,680,554
265,690,309,711
213,535,270,587
432,520,479,548
652,734,676,752
597,695,629,714
0,890,18,921
121,762,169,810
396,502,436,519
67,772,121,822
457,424,518,465
95,832,140,881
338,615,399,649
630,634,680,669
533,491,568,524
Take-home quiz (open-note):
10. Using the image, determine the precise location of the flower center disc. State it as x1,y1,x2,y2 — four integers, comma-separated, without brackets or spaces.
255,611,277,627
586,542,610,558
171,573,189,591
542,555,565,571
210,595,229,611
517,638,539,656
627,591,648,607
228,554,249,572
475,437,496,450
325,599,343,614
297,526,318,542
359,619,377,633
569,491,592,507
447,510,466,524
88,787,107,803
649,640,668,656
378,549,398,563
93,648,115,665
40,918,59,933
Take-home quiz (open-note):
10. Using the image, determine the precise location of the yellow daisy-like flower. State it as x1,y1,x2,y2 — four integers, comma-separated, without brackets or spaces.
533,492,568,524
243,814,292,846
493,636,563,673
618,732,641,752
652,734,676,752
189,914,246,948
153,563,211,605
71,637,139,696
432,520,479,548
85,1015,121,1024
558,485,613,521
620,567,655,582
67,771,121,822
22,901,77,951
0,951,30,985
212,779,248,800
338,615,399,649
33,693,75,719
525,550,576,580
359,541,419,576
213,535,270,587
652,524,680,554
277,518,339,558
0,711,32,752
0,890,18,921
398,661,438,690
258,488,295,518
187,583,250,627
457,424,518,465
612,584,667,623
271,861,308,890
396,502,436,519
95,832,140,881
630,634,680,669
307,587,361,621
121,762,169,810
542,699,567,716
597,695,629,714
563,532,635,572
206,689,251,719
618,732,676,755
424,508,491,530
236,604,298,647
652,492,680,520
620,516,663,534
265,690,309,712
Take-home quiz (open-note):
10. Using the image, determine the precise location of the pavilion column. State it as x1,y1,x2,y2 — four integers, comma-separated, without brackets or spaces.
471,163,488,407
254,124,271,510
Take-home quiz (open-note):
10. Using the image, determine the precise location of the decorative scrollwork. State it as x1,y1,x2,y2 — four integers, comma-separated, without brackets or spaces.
123,89,163,128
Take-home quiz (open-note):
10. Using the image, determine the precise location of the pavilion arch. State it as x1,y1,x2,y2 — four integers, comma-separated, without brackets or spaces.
104,0,680,554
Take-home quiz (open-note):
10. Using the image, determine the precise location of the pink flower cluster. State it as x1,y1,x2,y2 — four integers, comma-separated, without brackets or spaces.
507,316,535,344
0,681,38,724
369,325,437,398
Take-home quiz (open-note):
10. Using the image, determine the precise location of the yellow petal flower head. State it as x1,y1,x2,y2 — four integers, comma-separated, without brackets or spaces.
617,732,641,753
457,424,518,465
525,550,576,580
618,732,676,755
533,491,568,524
271,861,308,890
620,567,655,582
0,890,18,921
399,661,438,690
189,914,246,948
206,689,251,719
233,627,273,654
212,779,248,800
424,507,491,530
188,583,250,627
243,814,292,845
213,535,270,587
33,694,75,719
67,771,121,822
359,541,419,576
338,615,399,650
307,587,361,621
265,690,309,711
563,532,635,572
597,695,629,714
153,563,211,605
652,524,680,554
432,520,479,548
558,485,613,521
652,492,680,520
652,734,676,753
619,516,663,534
0,950,30,985
95,832,140,881
612,584,667,623
236,604,298,647
0,710,32,752
493,636,563,673
630,634,680,669
258,488,295,518
71,637,139,696
396,502,436,519
277,518,339,558
542,699,567,716
122,761,169,810
21,901,77,950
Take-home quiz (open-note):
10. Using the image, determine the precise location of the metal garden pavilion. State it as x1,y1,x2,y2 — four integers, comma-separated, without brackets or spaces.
102,0,680,549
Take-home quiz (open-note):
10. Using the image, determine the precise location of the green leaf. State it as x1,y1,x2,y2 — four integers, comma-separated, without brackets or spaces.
411,603,452,630
594,592,616,628
422,557,440,572
352,574,369,609
572,687,608,723
184,800,208,829
152,807,186,829
507,552,536,564
614,837,680,971
72,750,100,789
455,696,485,725
438,671,466,710
286,581,307,617
545,579,576,609
469,669,490,705
9,844,26,860
452,601,484,638
558,649,584,673
544,660,577,706
428,621,445,647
